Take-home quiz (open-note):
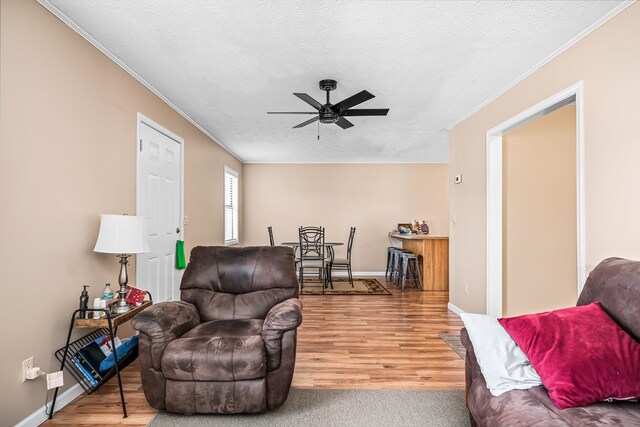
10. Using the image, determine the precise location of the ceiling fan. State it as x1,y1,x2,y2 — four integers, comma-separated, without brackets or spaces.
267,79,389,129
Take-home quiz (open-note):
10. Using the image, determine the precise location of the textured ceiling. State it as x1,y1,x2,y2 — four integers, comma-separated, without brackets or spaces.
44,1,624,163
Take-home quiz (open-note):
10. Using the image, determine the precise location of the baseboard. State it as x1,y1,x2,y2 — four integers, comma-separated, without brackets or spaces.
352,271,386,277
16,383,83,427
447,302,465,316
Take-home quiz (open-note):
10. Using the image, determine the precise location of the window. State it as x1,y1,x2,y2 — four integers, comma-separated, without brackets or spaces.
224,166,239,245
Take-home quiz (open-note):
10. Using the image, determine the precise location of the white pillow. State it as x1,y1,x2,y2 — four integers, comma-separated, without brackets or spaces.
460,312,542,396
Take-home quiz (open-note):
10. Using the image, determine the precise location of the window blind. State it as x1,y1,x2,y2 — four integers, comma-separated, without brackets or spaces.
224,167,239,244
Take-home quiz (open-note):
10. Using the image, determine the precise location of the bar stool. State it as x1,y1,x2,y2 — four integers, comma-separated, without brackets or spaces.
385,247,399,277
390,248,410,284
399,252,423,291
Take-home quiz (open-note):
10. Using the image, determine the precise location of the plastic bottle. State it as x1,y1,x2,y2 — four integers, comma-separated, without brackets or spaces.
79,285,90,319
101,283,114,300
93,298,101,319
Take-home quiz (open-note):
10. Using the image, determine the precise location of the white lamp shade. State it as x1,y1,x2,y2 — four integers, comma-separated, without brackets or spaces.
94,214,151,254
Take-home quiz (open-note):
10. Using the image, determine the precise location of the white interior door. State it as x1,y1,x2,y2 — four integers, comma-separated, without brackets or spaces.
136,117,183,302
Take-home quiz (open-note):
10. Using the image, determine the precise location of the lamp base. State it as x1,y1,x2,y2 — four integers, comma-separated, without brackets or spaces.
111,299,133,314
112,254,132,314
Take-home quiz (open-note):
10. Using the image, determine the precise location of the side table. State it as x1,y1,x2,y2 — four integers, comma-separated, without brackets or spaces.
48,300,152,419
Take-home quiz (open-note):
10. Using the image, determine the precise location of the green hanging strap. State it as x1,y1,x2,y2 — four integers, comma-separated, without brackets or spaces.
176,240,186,270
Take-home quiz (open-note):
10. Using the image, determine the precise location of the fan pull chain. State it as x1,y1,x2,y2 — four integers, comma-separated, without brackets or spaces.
317,119,320,141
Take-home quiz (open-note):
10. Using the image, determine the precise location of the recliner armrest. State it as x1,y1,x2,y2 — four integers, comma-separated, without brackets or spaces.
262,298,303,370
132,301,200,370
263,298,303,331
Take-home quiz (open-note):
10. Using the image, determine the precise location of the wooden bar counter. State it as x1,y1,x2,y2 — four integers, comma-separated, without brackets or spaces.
388,232,449,291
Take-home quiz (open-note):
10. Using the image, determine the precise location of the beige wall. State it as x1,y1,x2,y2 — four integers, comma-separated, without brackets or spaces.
0,1,242,425
449,3,640,313
243,164,449,272
502,105,577,316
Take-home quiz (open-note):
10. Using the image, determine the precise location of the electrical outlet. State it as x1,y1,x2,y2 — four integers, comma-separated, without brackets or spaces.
464,282,469,294
183,215,189,225
22,357,34,382
47,371,64,390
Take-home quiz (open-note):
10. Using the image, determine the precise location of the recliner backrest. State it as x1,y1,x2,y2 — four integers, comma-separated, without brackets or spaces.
180,246,298,321
577,257,640,340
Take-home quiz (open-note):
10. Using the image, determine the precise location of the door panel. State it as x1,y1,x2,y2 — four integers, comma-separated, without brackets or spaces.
137,121,182,302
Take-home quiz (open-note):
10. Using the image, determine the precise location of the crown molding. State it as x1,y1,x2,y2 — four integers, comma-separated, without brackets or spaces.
37,0,244,162
447,0,635,131
242,161,448,165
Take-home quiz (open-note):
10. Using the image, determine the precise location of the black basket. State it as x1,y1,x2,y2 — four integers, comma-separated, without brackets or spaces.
54,328,138,394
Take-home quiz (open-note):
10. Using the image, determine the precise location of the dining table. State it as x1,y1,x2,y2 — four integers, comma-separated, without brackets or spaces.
281,241,344,248
281,241,343,288
280,241,343,257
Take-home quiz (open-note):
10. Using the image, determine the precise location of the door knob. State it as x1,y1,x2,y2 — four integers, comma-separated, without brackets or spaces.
176,227,181,234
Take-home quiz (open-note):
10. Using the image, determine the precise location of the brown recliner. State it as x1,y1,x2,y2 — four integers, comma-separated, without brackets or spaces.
132,246,302,414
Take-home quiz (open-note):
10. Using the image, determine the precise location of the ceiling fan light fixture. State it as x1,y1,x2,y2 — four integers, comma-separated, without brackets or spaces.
267,79,389,130
319,109,339,124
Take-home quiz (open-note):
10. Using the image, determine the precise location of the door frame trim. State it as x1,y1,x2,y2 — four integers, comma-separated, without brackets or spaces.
136,113,185,296
485,81,585,317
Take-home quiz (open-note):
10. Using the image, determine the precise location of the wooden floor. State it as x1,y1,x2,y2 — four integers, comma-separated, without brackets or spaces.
43,278,464,426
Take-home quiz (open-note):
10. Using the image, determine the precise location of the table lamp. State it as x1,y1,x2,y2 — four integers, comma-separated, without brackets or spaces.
94,214,150,314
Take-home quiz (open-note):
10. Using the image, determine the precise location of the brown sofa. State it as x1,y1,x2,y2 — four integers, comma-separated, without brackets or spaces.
462,257,640,426
132,245,302,414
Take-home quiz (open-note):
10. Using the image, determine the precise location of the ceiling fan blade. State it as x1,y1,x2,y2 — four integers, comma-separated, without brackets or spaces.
341,109,389,116
293,93,324,110
267,112,318,114
335,116,354,129
293,116,319,128
332,90,375,112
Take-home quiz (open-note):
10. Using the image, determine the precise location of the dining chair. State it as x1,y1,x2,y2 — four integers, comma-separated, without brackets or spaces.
268,226,275,246
298,226,326,293
326,227,356,287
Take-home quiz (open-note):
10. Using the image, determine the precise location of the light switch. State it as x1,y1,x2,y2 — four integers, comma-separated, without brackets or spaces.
454,174,462,184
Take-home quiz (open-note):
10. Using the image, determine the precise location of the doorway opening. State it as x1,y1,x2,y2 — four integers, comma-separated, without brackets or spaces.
485,82,585,317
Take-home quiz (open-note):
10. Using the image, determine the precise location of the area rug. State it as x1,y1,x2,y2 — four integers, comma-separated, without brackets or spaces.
300,278,391,295
148,388,469,427
440,334,466,359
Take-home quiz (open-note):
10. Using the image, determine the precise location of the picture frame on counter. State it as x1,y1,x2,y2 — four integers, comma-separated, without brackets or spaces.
411,220,430,234
397,223,412,234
